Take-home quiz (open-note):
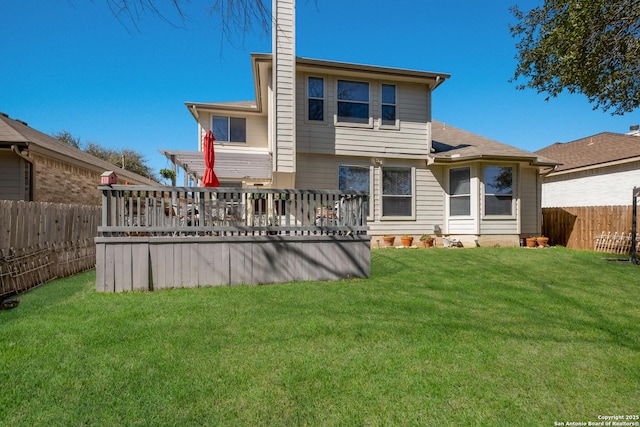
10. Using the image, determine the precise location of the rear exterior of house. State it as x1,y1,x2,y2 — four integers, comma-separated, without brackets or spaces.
164,0,557,247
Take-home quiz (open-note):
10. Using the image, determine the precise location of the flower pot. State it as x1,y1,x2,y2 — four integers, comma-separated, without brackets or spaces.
422,240,433,248
525,237,537,248
401,237,413,247
383,236,395,247
536,237,549,247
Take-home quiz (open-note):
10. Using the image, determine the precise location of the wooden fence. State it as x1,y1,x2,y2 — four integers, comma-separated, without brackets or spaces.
0,201,101,298
542,205,635,251
593,232,640,254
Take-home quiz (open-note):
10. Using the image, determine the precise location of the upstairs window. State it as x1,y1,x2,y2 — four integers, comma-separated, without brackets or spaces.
449,167,470,216
337,80,369,124
212,116,246,143
382,167,413,217
307,77,324,121
381,84,397,127
484,166,513,216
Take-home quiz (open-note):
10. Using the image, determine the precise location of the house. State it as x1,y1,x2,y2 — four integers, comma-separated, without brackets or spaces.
536,127,640,207
161,0,558,247
0,112,155,205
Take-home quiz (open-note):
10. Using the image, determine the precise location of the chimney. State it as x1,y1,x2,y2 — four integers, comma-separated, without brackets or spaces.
272,0,296,178
628,124,640,137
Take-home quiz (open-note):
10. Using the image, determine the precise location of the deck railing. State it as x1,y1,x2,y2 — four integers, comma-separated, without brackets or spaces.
98,185,368,237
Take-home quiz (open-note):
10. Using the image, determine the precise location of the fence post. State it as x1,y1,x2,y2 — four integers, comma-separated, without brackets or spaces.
631,188,639,264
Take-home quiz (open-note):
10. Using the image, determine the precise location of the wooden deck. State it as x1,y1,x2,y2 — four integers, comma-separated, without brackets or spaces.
95,186,370,292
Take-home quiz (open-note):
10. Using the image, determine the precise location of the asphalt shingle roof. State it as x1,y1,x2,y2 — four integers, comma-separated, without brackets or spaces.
431,120,558,166
535,132,640,172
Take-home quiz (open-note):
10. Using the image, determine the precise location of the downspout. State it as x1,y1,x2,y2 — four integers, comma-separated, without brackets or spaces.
538,163,559,238
12,145,34,200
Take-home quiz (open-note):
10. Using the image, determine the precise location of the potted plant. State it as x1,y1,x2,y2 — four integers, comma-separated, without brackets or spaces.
525,236,537,247
536,236,549,247
420,234,435,248
401,235,414,247
274,193,290,215
383,235,395,247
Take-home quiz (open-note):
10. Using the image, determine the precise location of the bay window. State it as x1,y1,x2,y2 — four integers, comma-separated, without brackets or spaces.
449,167,471,216
484,166,513,216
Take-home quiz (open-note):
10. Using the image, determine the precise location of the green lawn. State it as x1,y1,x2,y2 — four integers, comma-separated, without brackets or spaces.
1,247,638,426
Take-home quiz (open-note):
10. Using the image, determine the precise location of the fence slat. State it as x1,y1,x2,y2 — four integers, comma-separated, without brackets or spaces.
543,206,635,251
0,201,101,298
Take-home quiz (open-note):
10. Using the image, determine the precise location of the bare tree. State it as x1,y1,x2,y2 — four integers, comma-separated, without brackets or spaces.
105,0,271,43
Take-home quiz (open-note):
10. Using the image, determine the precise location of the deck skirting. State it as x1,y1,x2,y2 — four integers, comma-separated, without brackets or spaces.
95,235,370,292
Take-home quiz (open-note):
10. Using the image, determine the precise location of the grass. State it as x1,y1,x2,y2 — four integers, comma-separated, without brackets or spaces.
1,247,639,426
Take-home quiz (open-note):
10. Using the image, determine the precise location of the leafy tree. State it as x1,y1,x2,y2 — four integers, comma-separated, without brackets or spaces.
55,131,158,181
53,130,81,149
85,142,157,180
510,0,640,114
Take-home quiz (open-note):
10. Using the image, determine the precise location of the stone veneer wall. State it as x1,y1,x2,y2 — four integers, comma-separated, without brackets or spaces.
31,153,105,206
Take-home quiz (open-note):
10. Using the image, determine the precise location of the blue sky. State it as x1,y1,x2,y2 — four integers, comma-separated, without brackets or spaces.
2,0,638,177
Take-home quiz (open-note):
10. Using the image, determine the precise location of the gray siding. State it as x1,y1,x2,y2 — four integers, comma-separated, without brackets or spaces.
296,76,431,159
296,154,445,237
520,166,541,235
0,152,27,200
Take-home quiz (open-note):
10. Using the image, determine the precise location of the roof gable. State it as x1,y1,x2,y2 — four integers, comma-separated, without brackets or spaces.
535,132,640,172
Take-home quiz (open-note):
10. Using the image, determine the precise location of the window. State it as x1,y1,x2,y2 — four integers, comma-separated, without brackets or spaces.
382,167,413,217
484,166,513,216
307,77,324,121
339,165,371,216
449,167,470,216
337,80,369,124
381,84,396,127
212,116,246,143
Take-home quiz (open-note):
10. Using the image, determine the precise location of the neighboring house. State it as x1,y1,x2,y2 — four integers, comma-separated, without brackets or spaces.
536,127,640,207
161,0,557,247
0,112,155,205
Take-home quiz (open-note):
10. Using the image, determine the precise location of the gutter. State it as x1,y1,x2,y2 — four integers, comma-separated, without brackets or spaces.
11,145,33,164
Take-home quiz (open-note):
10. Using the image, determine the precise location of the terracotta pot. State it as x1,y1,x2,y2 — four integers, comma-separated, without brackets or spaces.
525,237,537,248
422,240,434,248
537,237,549,247
383,236,395,247
401,237,413,247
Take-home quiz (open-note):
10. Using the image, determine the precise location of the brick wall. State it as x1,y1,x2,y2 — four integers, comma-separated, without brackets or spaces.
32,153,104,205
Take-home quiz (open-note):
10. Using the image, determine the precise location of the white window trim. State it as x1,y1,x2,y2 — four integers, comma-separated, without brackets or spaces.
334,79,373,129
380,166,415,221
379,83,400,130
482,165,517,219
305,75,326,124
447,166,473,219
